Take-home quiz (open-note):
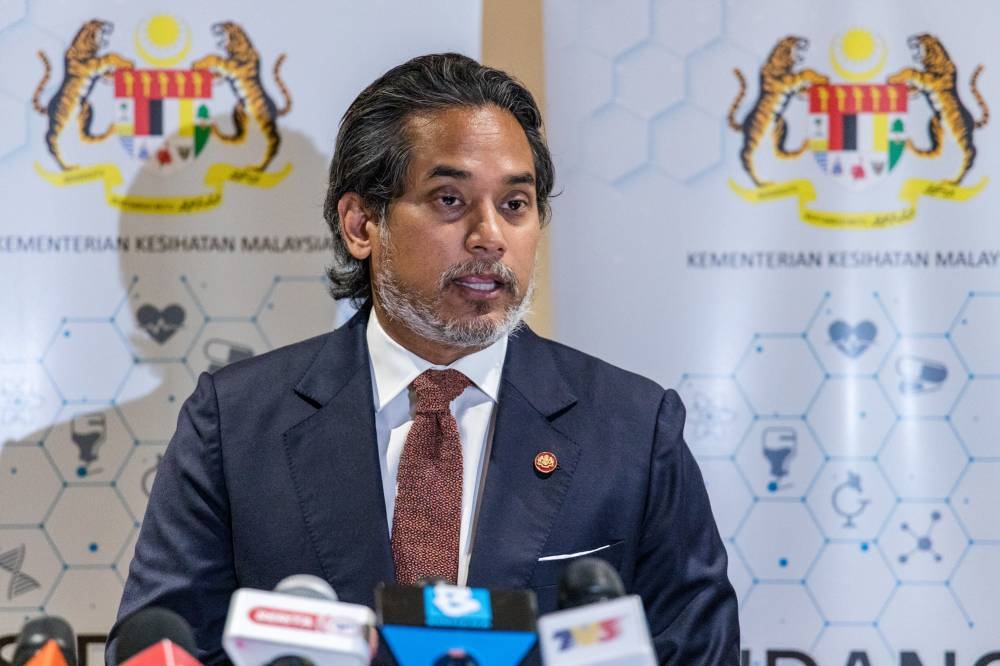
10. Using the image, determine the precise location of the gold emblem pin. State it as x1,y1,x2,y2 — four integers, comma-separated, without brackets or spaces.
534,451,557,475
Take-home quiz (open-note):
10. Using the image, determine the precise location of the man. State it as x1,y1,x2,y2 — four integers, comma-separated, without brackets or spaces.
112,53,739,664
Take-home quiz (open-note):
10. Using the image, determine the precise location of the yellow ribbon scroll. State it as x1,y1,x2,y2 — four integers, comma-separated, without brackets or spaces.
729,176,988,229
34,161,293,215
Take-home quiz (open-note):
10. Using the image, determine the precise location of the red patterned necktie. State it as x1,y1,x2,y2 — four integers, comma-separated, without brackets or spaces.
391,368,471,585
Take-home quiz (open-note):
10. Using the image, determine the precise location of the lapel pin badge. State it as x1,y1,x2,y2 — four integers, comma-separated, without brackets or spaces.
534,451,558,475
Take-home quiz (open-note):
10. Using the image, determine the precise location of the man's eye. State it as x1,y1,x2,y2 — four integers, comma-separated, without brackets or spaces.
505,199,527,211
440,195,460,206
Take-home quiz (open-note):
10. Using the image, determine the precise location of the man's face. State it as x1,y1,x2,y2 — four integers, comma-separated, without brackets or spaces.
369,105,541,362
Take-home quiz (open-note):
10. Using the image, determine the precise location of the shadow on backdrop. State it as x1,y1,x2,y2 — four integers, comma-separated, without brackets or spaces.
0,117,342,666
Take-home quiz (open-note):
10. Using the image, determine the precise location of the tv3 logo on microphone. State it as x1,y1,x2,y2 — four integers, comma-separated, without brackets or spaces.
423,585,494,629
247,606,359,635
552,618,624,651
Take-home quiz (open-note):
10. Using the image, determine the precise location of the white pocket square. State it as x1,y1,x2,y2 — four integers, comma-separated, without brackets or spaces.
538,543,613,562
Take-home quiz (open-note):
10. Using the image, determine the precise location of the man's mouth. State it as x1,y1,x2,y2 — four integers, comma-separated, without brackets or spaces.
453,274,506,296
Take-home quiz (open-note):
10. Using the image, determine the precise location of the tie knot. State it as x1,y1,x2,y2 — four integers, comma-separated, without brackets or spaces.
411,369,471,413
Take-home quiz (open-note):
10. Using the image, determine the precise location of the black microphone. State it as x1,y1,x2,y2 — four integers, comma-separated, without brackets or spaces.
376,581,537,666
537,558,655,665
556,558,625,609
114,607,201,666
12,616,77,666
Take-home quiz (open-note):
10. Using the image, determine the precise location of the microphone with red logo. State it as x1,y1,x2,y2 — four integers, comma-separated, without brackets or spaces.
376,581,538,666
113,607,201,666
222,574,376,665
12,616,77,666
537,558,656,665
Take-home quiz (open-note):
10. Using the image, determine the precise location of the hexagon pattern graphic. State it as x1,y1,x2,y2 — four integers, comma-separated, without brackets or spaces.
736,335,824,417
615,44,685,118
879,420,968,500
878,336,967,418
952,462,1000,541
736,419,823,499
652,0,722,56
677,374,752,456
43,321,133,401
45,405,132,484
808,377,896,458
0,271,331,640
45,486,134,566
0,528,62,611
739,585,823,648
951,378,1000,458
879,586,974,657
806,292,896,376
806,459,895,541
0,362,61,443
736,501,824,581
543,0,1000,658
951,293,1000,375
0,445,61,524
672,290,998,654
806,542,894,623
697,459,752,538
951,545,1000,634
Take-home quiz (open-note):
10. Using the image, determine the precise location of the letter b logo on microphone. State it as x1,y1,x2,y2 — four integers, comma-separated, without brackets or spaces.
424,585,493,628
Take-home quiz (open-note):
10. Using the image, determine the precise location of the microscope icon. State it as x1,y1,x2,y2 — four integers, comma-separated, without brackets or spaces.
762,427,797,492
70,412,106,477
831,471,871,528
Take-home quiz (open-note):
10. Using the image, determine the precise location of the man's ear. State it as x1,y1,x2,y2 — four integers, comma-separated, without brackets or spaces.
338,193,378,260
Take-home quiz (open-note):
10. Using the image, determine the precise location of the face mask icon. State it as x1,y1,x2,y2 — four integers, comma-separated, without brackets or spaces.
204,338,254,373
71,412,106,466
762,426,797,491
896,355,947,394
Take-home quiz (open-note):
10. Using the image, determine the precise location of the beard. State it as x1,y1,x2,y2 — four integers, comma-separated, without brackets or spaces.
373,229,535,350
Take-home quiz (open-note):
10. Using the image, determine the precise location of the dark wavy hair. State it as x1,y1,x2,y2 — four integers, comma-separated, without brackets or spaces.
322,53,554,304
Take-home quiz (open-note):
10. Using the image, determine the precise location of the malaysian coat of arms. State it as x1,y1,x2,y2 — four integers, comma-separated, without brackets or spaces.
31,16,292,214
727,30,988,228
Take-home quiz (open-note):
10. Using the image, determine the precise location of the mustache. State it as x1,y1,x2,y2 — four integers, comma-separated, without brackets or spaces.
439,259,520,296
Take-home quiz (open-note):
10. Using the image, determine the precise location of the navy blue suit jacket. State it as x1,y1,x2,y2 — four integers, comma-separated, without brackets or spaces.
112,308,738,664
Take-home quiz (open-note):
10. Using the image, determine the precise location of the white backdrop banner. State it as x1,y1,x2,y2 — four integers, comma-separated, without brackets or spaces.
0,1,480,661
545,0,999,664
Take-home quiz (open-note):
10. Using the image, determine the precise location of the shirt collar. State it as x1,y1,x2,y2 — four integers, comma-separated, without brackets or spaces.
366,310,508,411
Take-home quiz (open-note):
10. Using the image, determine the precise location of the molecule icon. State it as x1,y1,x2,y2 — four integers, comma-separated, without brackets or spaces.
898,511,944,564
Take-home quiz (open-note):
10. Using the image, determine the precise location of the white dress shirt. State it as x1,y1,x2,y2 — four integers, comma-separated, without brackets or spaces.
366,311,507,585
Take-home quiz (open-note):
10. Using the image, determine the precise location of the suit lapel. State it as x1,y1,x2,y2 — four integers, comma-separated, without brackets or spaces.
467,329,580,588
282,308,395,605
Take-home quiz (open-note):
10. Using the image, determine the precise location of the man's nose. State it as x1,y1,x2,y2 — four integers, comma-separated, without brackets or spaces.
466,202,506,256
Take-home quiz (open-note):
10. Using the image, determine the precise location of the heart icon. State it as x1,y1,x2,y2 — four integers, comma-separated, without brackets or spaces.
136,304,186,344
828,320,877,358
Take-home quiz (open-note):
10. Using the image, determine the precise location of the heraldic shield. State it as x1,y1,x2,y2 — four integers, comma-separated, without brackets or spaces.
808,83,908,191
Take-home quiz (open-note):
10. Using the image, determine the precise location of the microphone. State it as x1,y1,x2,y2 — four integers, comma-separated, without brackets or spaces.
113,607,201,666
12,616,77,666
537,558,656,665
222,573,376,665
376,582,537,666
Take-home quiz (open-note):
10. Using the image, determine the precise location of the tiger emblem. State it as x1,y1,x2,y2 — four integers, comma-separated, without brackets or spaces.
728,36,829,187
887,34,988,185
31,19,134,170
191,22,291,171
